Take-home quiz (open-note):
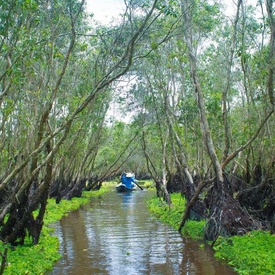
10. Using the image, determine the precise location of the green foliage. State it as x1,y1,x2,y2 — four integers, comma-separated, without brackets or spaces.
214,231,275,275
156,0,180,17
189,0,222,35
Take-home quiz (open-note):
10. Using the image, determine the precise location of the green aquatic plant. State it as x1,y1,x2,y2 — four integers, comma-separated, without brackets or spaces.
181,220,205,239
3,227,60,275
214,231,275,275
140,180,155,189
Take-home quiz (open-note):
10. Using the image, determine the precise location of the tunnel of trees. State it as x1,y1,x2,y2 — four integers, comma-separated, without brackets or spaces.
0,0,274,250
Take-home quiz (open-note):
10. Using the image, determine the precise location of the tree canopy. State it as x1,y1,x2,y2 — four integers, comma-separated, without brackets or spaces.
0,0,274,247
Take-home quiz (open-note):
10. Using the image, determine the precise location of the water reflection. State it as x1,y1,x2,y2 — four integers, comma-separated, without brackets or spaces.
47,190,236,275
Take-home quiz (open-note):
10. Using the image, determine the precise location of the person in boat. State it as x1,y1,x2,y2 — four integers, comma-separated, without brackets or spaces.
121,172,137,189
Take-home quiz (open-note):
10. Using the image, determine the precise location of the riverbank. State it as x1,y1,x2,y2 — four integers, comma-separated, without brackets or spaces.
0,184,112,275
147,193,275,275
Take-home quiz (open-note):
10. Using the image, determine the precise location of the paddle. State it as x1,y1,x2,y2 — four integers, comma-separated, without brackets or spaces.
135,181,143,190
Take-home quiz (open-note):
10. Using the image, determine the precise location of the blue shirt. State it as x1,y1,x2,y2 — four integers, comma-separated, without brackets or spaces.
121,174,136,188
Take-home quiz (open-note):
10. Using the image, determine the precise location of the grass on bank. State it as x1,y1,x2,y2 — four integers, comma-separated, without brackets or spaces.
0,184,112,275
148,193,275,275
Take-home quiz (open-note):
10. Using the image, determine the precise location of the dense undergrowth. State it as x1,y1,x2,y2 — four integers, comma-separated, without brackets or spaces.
148,193,275,275
0,185,109,275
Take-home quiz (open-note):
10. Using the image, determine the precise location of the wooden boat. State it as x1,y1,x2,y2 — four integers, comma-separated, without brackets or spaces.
115,183,137,193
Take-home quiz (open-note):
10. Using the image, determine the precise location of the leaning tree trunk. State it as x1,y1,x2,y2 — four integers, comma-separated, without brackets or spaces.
180,0,258,240
165,105,207,221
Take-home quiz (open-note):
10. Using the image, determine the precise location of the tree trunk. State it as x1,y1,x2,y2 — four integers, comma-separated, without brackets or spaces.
180,0,258,240
166,107,207,221
161,131,172,206
0,245,8,275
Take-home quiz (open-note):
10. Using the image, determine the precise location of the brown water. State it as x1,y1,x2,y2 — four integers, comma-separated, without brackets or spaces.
46,190,237,275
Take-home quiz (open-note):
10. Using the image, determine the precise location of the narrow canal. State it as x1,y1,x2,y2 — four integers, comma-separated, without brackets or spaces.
47,189,237,275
